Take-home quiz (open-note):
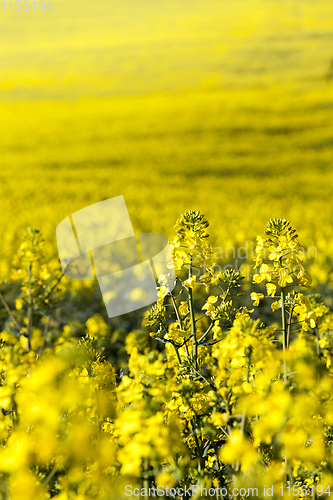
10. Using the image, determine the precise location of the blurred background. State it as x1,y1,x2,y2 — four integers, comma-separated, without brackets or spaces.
0,0,333,292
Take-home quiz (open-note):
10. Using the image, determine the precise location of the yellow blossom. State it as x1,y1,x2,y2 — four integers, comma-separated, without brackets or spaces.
266,282,277,297
271,299,282,310
278,268,293,287
179,301,189,316
250,292,264,306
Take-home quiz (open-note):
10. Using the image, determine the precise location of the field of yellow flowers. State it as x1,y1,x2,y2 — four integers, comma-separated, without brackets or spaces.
1,212,333,499
0,0,333,290
1,0,333,498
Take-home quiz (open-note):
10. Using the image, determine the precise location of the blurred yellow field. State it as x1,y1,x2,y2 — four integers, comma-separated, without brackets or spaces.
0,0,333,288
2,3,333,497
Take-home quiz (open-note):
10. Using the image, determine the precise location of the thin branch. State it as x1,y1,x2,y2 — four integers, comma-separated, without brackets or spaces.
198,322,214,343
42,463,59,486
195,315,206,323
287,303,295,349
38,315,51,357
191,366,217,392
200,339,224,346
170,292,190,358
170,292,182,330
0,292,24,337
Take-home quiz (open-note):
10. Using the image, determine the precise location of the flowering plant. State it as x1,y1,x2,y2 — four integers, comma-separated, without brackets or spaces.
0,213,333,499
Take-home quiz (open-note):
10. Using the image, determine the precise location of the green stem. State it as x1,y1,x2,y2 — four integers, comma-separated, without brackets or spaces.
191,365,217,391
143,457,149,499
286,304,295,349
26,259,33,352
171,292,182,330
188,257,197,369
315,327,320,356
42,272,64,303
240,354,250,436
281,288,287,384
280,286,290,483
0,292,23,337
173,344,182,366
171,292,190,358
42,464,59,486
198,322,214,343
235,352,251,472
190,418,204,471
38,315,51,357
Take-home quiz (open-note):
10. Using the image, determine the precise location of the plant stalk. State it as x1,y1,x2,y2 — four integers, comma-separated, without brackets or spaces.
188,257,197,369
281,288,287,384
